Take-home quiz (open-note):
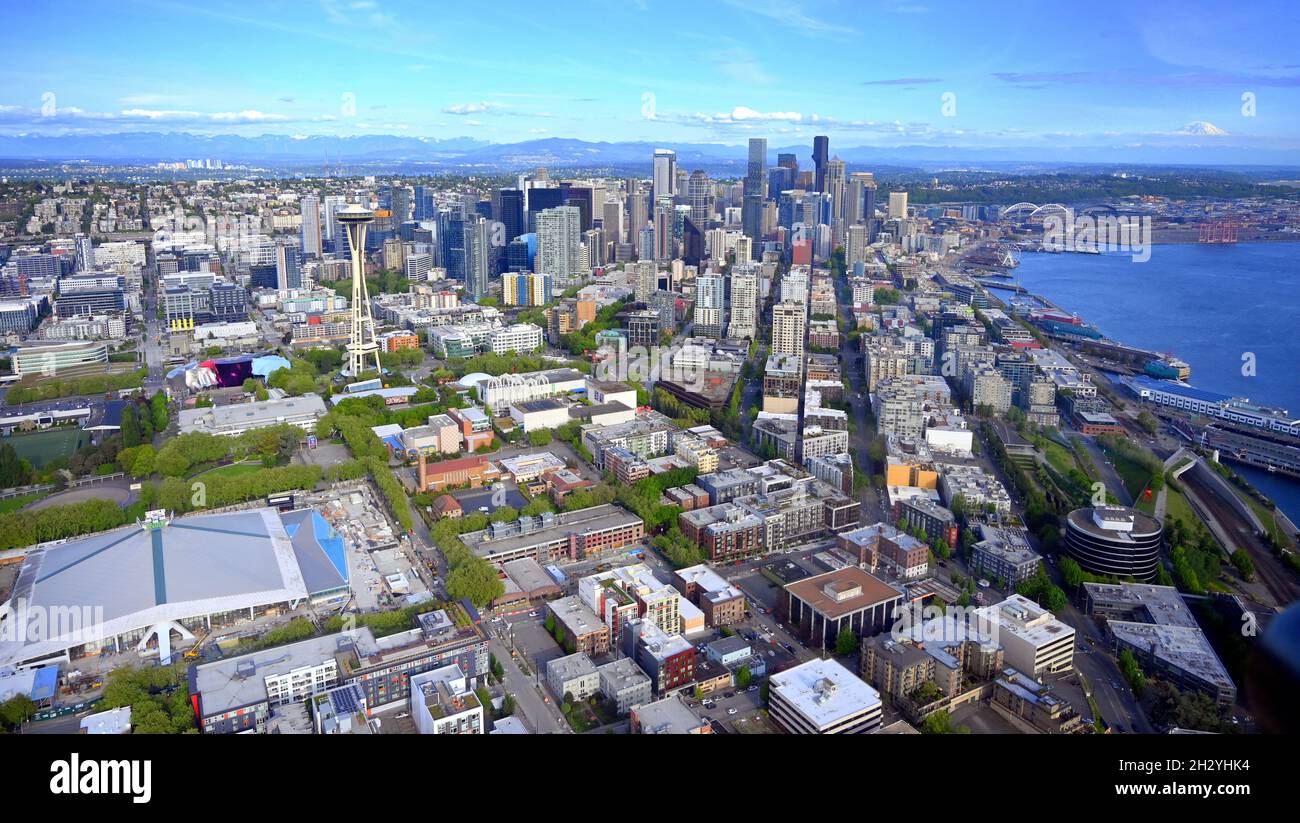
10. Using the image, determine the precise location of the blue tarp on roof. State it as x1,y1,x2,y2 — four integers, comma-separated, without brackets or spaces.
30,666,58,702
281,509,349,596
381,435,404,452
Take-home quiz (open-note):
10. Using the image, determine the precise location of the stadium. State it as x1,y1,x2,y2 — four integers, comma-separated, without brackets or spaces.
0,507,349,669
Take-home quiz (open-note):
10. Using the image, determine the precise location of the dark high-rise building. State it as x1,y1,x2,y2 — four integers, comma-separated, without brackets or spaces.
769,166,795,198
497,188,525,244
249,264,278,290
560,183,593,232
682,217,704,267
440,209,466,282
210,282,249,322
778,152,798,175
527,187,564,233
413,185,435,221
812,135,829,193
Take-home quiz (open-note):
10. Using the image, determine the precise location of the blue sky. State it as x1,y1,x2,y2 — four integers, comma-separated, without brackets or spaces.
3,0,1299,149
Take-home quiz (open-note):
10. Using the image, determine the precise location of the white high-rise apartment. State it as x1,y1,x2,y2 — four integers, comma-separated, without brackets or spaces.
693,272,726,338
537,206,582,282
771,300,806,359
727,267,758,340
846,224,869,268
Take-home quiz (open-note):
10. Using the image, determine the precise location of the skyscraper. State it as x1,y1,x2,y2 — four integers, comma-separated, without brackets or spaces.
497,188,525,244
653,198,674,262
652,149,676,203
300,195,322,259
888,191,909,219
602,198,625,245
772,299,807,359
826,157,847,222
275,243,301,290
465,215,492,301
727,266,758,340
74,233,94,272
536,205,582,282
742,137,767,257
688,170,710,226
693,271,726,338
812,136,829,193
413,185,435,221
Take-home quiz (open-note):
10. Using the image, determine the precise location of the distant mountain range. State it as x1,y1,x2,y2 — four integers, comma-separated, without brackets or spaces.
0,132,1296,171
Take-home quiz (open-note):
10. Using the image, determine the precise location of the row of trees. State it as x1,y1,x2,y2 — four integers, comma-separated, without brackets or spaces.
0,496,146,551
427,514,505,607
156,464,322,513
120,392,171,449
146,425,301,479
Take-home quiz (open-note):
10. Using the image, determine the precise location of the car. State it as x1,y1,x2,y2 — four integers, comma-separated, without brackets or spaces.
727,708,738,716
528,611,539,618
702,716,712,723
725,692,735,699
747,685,758,692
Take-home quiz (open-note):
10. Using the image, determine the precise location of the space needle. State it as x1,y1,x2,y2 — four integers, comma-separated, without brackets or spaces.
337,204,383,377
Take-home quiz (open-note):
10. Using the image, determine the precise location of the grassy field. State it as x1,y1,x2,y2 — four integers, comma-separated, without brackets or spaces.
1231,485,1294,549
189,461,264,480
0,491,49,513
1164,485,1199,534
5,427,91,469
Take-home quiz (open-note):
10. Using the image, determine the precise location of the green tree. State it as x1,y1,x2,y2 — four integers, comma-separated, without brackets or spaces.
120,404,141,448
129,444,156,478
150,392,169,432
445,559,505,607
0,694,36,729
0,443,32,488
528,429,553,447
735,665,753,690
835,625,858,656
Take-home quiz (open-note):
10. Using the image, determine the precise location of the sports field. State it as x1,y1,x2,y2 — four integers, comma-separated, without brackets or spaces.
5,427,91,469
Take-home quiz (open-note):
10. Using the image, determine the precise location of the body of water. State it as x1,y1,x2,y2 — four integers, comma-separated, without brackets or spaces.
1013,242,1300,523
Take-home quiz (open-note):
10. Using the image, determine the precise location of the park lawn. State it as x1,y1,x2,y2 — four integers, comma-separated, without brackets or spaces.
1109,453,1152,500
189,461,264,480
1041,440,1076,476
1164,485,1199,534
1134,488,1156,515
5,427,91,469
0,491,48,513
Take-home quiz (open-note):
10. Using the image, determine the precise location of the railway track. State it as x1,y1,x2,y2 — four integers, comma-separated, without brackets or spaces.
1180,467,1299,607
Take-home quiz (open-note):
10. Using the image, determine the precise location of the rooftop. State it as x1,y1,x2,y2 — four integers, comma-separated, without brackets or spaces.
770,658,881,728
785,567,903,619
3,508,310,667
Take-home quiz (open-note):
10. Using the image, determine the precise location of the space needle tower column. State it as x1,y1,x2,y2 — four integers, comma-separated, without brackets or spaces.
337,205,382,377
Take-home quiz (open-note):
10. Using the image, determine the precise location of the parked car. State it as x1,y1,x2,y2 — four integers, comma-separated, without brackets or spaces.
727,708,738,716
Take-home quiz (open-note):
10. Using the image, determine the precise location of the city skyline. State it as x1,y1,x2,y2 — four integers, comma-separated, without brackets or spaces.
2,0,1299,159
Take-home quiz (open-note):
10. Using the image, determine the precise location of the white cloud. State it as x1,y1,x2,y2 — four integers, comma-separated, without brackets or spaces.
442,101,502,115
729,106,802,122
